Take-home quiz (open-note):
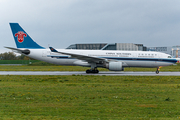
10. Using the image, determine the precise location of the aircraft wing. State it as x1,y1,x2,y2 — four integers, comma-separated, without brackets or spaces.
49,47,105,63
5,46,30,55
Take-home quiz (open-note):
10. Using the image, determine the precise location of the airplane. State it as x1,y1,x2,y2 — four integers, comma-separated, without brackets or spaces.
5,23,179,74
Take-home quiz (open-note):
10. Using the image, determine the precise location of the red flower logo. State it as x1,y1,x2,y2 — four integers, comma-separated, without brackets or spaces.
15,31,27,43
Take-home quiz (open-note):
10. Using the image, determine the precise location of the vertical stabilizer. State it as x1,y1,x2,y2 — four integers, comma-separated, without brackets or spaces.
10,23,44,49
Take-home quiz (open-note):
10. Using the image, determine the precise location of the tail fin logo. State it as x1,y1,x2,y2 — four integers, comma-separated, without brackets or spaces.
15,31,27,43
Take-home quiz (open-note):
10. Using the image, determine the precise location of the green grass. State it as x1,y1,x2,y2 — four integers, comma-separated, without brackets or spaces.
0,64,180,72
0,65,92,71
0,75,180,119
0,60,180,72
0,60,40,64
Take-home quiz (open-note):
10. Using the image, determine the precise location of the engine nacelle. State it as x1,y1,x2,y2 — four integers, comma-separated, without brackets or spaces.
106,62,123,71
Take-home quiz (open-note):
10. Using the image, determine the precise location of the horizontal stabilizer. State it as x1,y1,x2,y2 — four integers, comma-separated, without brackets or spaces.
49,47,58,52
5,46,30,55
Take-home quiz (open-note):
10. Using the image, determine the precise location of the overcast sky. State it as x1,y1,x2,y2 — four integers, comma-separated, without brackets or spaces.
1,0,180,53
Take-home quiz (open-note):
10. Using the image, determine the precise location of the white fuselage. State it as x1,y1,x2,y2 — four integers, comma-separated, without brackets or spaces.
26,49,177,68
9,23,178,72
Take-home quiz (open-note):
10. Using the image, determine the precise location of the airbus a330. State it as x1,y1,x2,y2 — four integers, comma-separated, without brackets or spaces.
6,23,179,74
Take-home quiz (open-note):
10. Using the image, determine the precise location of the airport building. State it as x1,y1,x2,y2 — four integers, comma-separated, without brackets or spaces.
66,43,107,50
147,47,172,55
147,46,180,57
172,46,180,58
67,43,147,51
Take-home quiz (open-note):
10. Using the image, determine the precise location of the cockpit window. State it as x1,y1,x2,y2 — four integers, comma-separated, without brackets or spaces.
168,56,172,58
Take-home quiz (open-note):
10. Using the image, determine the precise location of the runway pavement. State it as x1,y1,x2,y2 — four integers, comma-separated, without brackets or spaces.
1,71,180,76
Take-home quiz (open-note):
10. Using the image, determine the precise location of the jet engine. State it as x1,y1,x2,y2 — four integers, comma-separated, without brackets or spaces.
105,62,123,71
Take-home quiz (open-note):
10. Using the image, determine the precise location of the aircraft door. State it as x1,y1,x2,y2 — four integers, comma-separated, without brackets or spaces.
132,53,137,60
42,50,47,57
133,53,137,58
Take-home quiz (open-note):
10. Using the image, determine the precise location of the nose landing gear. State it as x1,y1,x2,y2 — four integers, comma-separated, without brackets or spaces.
156,67,160,74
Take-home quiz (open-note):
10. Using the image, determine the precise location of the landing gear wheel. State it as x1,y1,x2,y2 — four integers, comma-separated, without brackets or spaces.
86,70,91,74
94,68,99,74
156,70,159,74
86,69,99,74
93,70,99,73
95,70,99,73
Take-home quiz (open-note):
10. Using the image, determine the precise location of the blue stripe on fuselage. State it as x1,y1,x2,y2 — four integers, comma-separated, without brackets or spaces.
101,57,177,63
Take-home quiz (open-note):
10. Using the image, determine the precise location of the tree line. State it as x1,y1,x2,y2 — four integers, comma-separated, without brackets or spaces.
0,52,31,60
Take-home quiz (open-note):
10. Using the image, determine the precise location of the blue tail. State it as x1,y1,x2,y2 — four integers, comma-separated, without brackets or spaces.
9,23,44,49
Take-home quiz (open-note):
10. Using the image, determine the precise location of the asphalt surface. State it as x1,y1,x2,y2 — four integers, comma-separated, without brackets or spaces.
0,71,180,76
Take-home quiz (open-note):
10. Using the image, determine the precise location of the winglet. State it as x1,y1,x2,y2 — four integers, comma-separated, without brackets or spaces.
49,47,58,52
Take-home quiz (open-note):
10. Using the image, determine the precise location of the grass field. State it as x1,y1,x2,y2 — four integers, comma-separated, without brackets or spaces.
0,63,180,72
0,75,180,119
0,60,40,64
0,60,180,72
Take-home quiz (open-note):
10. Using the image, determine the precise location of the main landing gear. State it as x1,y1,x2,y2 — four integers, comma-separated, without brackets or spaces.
86,63,99,74
156,67,160,74
86,68,99,74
